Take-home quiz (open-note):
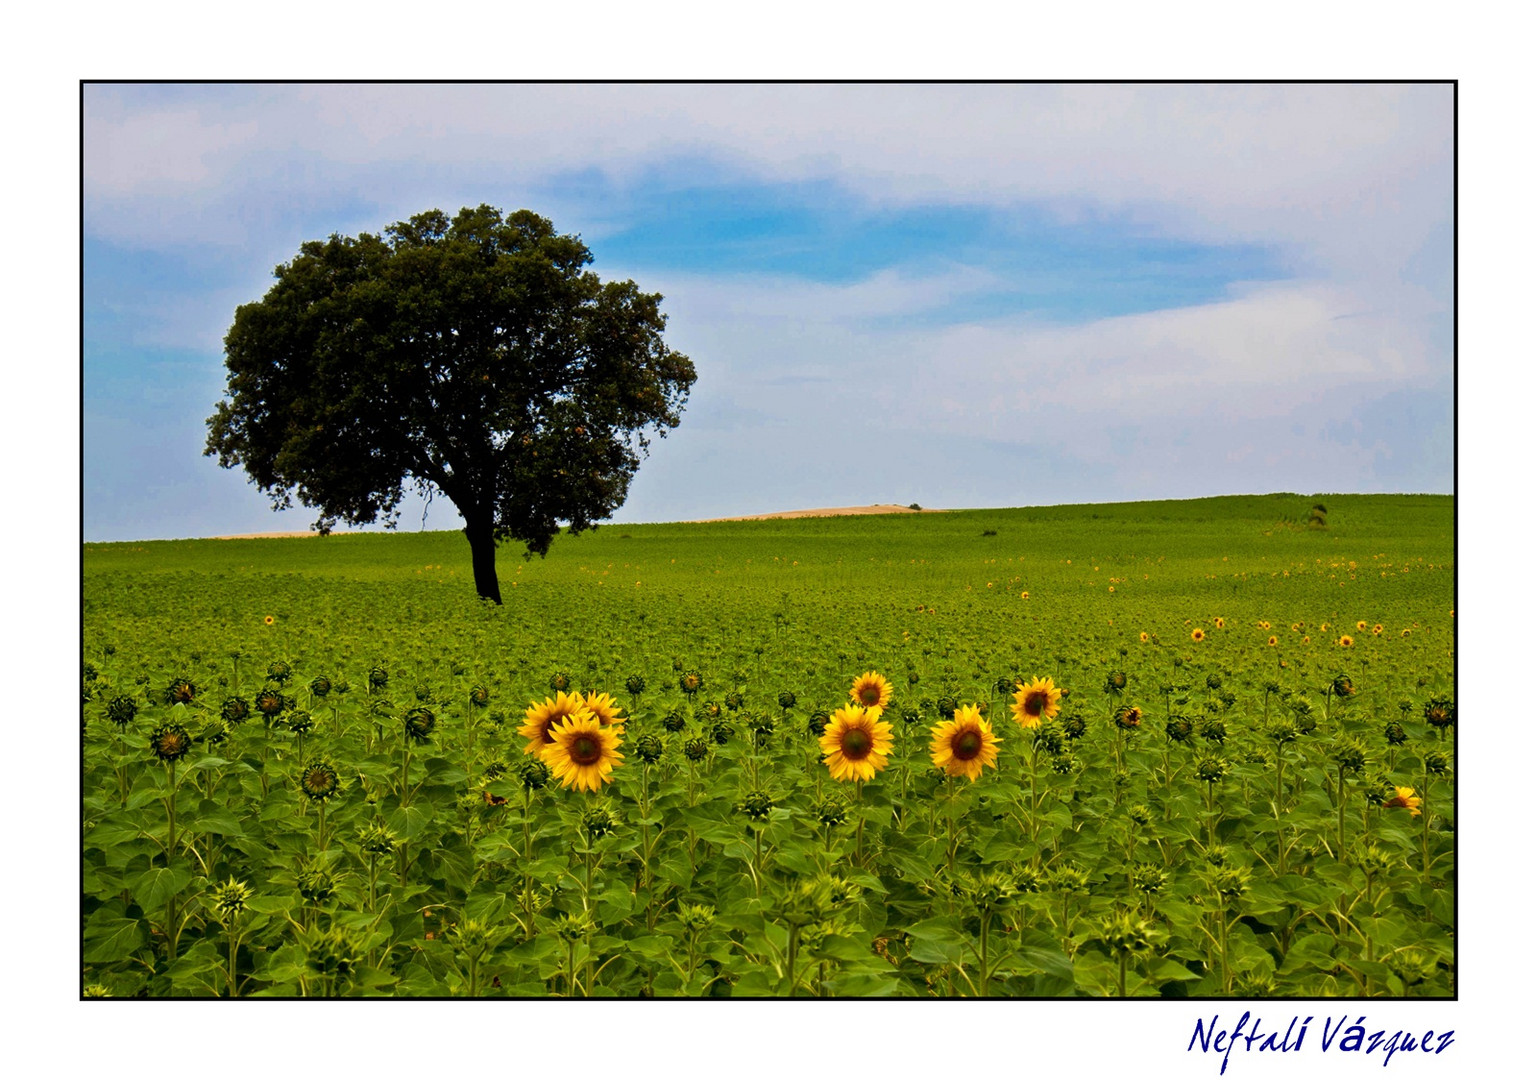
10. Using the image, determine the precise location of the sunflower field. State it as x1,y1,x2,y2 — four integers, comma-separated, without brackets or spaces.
81,493,1455,997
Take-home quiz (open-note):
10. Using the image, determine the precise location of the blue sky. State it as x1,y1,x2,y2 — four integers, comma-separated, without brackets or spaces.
82,82,1453,541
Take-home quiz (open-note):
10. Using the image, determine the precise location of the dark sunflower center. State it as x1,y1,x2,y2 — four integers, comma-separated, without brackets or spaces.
570,735,602,765
841,728,873,760
858,685,881,705
1024,692,1047,716
952,729,983,761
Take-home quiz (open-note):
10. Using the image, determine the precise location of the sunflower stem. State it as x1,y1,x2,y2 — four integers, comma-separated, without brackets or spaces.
854,780,865,867
979,910,992,997
522,787,536,939
164,759,179,863
1337,764,1348,856
227,925,239,997
785,923,800,996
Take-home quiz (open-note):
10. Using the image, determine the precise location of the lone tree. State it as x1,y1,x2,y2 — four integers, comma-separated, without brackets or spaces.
206,205,696,603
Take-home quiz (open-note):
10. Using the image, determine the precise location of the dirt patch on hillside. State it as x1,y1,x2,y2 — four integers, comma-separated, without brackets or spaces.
688,504,947,523
211,531,322,539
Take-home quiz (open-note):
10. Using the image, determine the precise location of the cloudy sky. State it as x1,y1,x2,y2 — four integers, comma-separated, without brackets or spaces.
83,82,1452,541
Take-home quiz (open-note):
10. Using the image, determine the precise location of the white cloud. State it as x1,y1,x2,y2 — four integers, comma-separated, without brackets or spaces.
83,83,1451,277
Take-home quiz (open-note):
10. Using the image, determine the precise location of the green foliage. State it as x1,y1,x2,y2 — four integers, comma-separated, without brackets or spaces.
81,494,1454,997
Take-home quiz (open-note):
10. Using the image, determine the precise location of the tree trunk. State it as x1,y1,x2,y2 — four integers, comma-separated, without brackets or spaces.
463,516,503,604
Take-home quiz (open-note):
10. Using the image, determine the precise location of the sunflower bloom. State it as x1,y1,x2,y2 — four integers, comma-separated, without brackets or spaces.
929,706,1001,781
582,691,627,729
541,714,624,792
1381,786,1423,817
1011,677,1062,728
1267,636,1278,647
263,615,275,626
1339,635,1354,647
849,671,893,711
1191,628,1205,642
819,705,894,782
519,691,593,755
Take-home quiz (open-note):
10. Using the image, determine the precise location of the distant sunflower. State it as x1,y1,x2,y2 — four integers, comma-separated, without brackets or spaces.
1191,628,1206,642
1373,624,1384,636
819,705,894,782
1356,621,1368,631
1011,676,1062,728
582,691,627,729
1339,635,1354,648
541,714,624,792
1381,786,1423,817
263,615,276,626
1139,632,1149,643
519,691,593,756
849,671,893,711
1214,617,1226,629
1302,636,1311,645
1267,636,1278,647
929,706,1001,781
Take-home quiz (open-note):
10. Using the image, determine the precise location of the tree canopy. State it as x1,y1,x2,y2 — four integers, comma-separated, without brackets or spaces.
206,204,696,602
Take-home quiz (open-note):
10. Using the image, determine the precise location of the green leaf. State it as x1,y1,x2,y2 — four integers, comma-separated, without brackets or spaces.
1280,932,1339,974
191,804,247,837
903,916,966,965
387,803,432,842
131,865,194,911
245,894,298,914
83,908,147,964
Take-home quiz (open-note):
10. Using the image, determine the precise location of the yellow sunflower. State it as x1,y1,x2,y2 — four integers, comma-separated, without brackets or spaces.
541,714,624,792
849,671,893,711
1356,620,1368,631
1011,676,1062,728
1267,635,1278,647
1191,628,1205,642
582,691,627,728
1214,617,1226,629
1381,786,1422,817
263,615,275,626
1339,635,1354,647
518,691,593,755
1373,624,1384,636
1139,631,1149,643
819,705,894,782
929,705,1001,781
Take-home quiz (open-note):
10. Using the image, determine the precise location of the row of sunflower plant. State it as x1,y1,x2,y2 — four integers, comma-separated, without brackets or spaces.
82,647,1453,997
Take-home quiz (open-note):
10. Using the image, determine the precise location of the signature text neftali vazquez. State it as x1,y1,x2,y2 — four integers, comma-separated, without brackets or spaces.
1189,1013,1455,1074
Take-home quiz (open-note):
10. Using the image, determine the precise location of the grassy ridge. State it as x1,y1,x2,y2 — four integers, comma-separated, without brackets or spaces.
84,493,1454,683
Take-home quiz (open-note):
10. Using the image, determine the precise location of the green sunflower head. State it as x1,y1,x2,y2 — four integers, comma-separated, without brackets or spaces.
299,760,340,801
162,676,197,706
148,723,193,763
403,706,436,744
105,695,137,727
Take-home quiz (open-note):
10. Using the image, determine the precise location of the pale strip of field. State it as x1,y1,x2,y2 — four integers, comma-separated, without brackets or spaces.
686,504,947,523
212,530,323,539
